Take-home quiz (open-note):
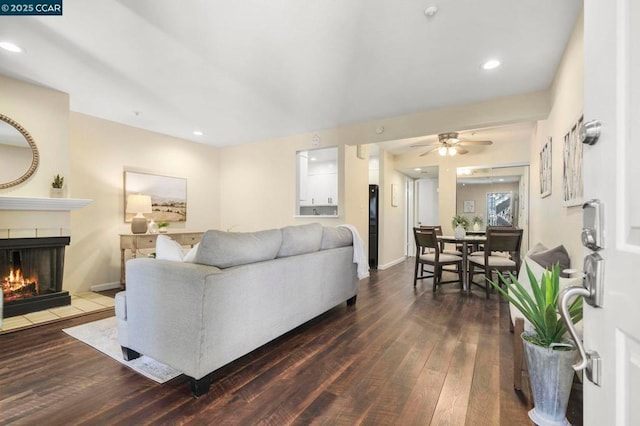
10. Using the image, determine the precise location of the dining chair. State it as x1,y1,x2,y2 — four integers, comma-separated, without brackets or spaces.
467,227,523,298
419,225,462,256
469,225,516,256
413,227,464,291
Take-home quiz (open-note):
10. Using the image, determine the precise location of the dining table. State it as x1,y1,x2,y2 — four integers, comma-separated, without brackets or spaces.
437,234,487,293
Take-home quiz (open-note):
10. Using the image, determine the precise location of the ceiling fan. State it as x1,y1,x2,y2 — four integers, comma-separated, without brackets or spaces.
410,132,492,156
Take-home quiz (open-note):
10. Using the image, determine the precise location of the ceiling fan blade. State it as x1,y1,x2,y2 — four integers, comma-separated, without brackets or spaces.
410,141,441,148
454,147,469,155
419,147,440,156
457,140,492,146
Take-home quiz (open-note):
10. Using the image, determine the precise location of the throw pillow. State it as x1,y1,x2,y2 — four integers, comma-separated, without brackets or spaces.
182,243,199,263
155,235,186,262
528,245,571,277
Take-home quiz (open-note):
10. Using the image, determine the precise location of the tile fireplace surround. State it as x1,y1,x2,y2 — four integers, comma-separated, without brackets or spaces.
1,291,114,333
0,195,95,330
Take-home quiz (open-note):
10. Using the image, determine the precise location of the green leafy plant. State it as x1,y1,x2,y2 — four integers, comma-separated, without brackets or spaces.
51,174,64,189
451,214,470,230
471,215,483,226
157,221,169,229
489,262,583,348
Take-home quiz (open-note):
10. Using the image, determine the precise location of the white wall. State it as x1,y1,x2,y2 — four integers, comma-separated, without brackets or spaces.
1,76,222,294
0,75,70,198
344,144,370,251
0,76,75,237
66,113,220,292
529,10,584,266
378,150,408,269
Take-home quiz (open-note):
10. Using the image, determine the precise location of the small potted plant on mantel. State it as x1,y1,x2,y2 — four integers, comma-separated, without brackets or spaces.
50,174,64,198
489,263,583,425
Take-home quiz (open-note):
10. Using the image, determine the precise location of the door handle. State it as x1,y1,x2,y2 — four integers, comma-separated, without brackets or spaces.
559,252,604,386
559,286,602,385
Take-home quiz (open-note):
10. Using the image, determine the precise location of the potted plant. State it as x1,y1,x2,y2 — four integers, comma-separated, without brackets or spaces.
157,221,169,233
471,215,483,231
451,214,469,238
51,174,64,198
489,263,583,425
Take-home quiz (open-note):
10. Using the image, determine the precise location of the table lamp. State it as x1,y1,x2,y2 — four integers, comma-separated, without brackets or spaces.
126,194,152,234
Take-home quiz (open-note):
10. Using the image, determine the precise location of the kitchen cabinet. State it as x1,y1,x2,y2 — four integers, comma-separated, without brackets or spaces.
296,147,338,214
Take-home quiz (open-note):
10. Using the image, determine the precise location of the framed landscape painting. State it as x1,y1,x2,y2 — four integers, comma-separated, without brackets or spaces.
124,171,187,222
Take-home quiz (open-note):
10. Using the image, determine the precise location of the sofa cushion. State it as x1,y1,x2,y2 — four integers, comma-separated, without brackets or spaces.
529,244,571,277
320,226,353,250
277,223,323,258
196,229,283,268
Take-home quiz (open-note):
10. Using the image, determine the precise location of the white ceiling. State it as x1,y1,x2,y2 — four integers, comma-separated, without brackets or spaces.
0,0,582,147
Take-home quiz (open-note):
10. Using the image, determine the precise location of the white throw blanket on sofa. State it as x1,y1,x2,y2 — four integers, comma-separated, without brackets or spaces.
339,224,369,279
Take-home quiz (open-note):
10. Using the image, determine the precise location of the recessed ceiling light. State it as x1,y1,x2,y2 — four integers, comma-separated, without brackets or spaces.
193,130,203,136
0,41,23,53
414,168,421,171
482,59,501,70
310,157,317,161
424,6,439,17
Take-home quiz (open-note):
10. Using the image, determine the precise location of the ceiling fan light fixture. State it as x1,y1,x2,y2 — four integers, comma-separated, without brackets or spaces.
448,147,457,156
438,146,448,156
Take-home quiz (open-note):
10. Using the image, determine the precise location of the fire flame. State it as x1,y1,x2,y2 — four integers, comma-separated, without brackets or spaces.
9,268,25,283
2,267,39,300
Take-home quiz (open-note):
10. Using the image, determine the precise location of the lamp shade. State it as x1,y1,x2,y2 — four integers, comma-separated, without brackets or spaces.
126,194,152,214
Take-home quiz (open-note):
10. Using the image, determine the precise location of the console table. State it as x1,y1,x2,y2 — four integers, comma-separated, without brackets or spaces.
119,231,204,287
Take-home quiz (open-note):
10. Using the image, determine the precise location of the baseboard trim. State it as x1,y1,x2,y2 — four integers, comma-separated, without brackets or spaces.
90,282,121,292
378,256,407,270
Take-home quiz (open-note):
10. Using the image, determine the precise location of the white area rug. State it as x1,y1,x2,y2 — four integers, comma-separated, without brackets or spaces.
63,316,181,383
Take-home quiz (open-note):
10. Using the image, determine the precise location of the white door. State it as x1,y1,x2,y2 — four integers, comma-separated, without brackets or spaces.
581,0,640,423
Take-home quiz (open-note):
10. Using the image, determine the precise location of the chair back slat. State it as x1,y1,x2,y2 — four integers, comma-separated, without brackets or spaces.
485,228,524,258
419,225,443,236
413,227,439,251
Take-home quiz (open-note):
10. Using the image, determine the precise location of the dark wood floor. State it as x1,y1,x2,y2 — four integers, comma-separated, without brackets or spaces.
0,259,582,425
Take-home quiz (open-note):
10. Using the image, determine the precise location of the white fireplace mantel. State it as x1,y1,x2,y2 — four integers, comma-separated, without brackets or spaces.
0,196,92,211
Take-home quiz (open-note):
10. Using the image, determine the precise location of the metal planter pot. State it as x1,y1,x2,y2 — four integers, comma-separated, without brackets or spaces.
522,332,578,426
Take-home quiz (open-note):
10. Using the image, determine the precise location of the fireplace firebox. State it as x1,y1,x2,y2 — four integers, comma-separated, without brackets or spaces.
1,237,71,318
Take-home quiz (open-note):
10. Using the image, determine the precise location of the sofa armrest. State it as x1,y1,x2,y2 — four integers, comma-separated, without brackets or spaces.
123,258,222,377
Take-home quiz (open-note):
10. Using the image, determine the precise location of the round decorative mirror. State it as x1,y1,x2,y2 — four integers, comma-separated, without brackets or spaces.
0,113,39,189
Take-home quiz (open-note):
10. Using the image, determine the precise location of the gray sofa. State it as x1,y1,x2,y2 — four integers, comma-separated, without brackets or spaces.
115,223,360,396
